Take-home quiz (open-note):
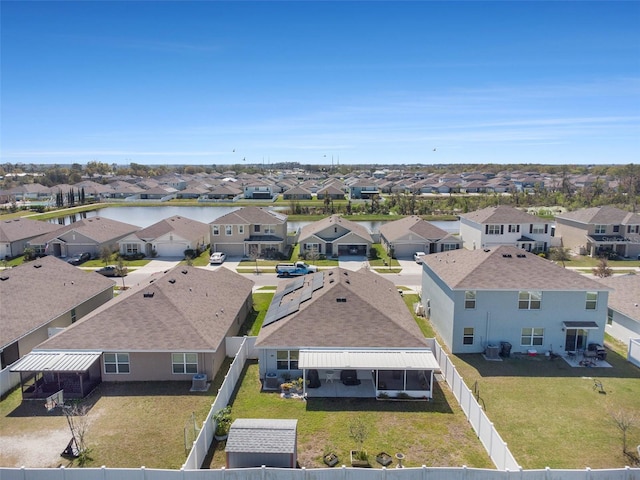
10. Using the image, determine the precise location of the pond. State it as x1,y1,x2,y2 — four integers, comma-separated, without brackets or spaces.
48,206,460,234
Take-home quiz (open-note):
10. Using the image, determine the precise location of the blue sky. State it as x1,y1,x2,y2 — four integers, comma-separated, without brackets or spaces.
1,1,639,166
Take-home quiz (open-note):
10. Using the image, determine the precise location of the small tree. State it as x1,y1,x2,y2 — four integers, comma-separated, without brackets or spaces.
114,259,128,289
549,247,571,267
610,407,635,454
348,416,369,454
592,257,613,278
62,403,93,466
99,246,112,265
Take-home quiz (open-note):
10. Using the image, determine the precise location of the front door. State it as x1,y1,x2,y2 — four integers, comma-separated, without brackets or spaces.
565,329,588,352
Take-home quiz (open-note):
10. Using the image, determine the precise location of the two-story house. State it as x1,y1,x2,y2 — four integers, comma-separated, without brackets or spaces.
459,205,551,252
420,246,609,355
210,206,288,258
555,206,640,258
243,180,275,200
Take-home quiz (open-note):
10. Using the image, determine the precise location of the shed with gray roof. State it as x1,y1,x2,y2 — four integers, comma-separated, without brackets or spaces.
225,419,297,468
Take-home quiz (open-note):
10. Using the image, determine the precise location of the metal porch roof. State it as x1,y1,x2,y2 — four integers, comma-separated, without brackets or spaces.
562,321,600,330
298,349,440,370
10,352,102,372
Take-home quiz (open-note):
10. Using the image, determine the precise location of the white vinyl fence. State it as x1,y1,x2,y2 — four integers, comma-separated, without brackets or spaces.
0,365,21,397
628,338,640,369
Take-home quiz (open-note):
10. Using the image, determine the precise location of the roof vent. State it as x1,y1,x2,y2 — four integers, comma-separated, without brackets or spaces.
517,254,526,258
168,279,176,284
143,292,155,298
328,271,333,276
329,279,334,283
33,263,42,268
0,275,9,281
336,297,347,303
345,279,350,284
483,249,491,253
181,269,188,274
502,254,512,258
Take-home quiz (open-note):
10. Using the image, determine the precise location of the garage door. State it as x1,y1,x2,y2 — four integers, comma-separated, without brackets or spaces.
214,243,245,256
393,244,424,258
155,243,188,257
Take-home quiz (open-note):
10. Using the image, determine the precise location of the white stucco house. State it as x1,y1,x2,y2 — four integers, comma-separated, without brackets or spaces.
420,245,609,355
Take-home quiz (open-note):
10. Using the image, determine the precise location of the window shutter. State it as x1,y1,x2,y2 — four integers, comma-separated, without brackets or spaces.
517,225,520,233
500,225,504,235
485,225,489,234
545,224,548,234
529,224,533,234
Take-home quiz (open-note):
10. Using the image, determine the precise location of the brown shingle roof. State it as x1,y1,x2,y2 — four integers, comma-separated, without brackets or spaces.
299,215,373,242
459,205,542,225
595,274,640,321
556,206,640,225
0,256,115,349
211,206,286,226
29,217,140,245
39,266,254,352
133,215,209,242
255,268,427,349
379,216,449,243
423,245,608,291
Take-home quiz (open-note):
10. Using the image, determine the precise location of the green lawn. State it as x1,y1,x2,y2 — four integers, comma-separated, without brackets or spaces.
563,255,640,268
204,362,493,469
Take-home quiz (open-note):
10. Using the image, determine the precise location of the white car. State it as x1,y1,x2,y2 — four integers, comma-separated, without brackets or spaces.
209,252,226,264
413,252,426,263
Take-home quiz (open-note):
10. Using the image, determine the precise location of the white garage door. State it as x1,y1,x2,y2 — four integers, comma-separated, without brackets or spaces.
213,243,245,256
155,243,188,257
393,243,425,258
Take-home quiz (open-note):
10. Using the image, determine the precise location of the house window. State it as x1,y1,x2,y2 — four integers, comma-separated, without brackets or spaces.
276,350,299,370
238,225,244,234
508,224,520,233
123,243,139,255
464,291,476,309
264,225,275,235
487,225,501,235
104,353,130,374
254,225,261,233
521,327,544,346
531,224,545,234
594,225,606,234
305,243,319,251
534,241,546,252
613,225,620,233
463,328,474,345
607,308,613,325
586,292,598,310
225,225,232,235
172,353,198,374
518,291,541,310
212,225,219,235
71,308,77,323
33,245,46,256
442,243,458,251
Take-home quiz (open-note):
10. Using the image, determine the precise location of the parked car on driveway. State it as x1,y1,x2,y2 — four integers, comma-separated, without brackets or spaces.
96,265,127,277
209,252,226,264
413,252,426,263
67,252,91,265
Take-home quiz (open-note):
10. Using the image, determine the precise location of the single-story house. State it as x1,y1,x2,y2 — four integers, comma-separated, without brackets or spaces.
379,215,461,258
282,186,312,200
255,267,438,399
27,217,140,259
421,245,610,355
225,419,298,469
1,256,115,393
596,274,640,346
0,218,59,259
118,215,210,258
11,266,253,399
298,215,373,257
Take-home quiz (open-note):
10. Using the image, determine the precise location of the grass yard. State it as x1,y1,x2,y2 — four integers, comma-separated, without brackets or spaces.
563,255,640,268
450,347,640,469
203,361,493,470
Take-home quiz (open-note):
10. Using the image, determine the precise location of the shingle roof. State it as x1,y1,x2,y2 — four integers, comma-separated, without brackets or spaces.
379,216,449,242
299,215,373,242
255,268,427,349
556,206,640,225
133,215,209,242
226,419,297,454
0,218,59,243
459,205,543,224
38,266,254,352
595,274,640,321
0,256,115,349
211,206,286,226
29,217,140,245
422,245,609,291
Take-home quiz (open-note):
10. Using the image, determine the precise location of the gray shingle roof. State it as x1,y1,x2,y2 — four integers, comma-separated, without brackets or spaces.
133,215,209,242
595,274,640,321
211,206,286,226
0,218,59,243
38,266,254,352
226,419,297,454
422,245,609,291
255,268,427,349
299,215,373,242
459,205,544,225
556,206,640,225
0,256,115,349
29,217,140,245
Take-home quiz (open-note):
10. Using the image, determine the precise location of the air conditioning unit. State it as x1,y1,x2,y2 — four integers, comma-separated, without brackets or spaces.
191,373,208,391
